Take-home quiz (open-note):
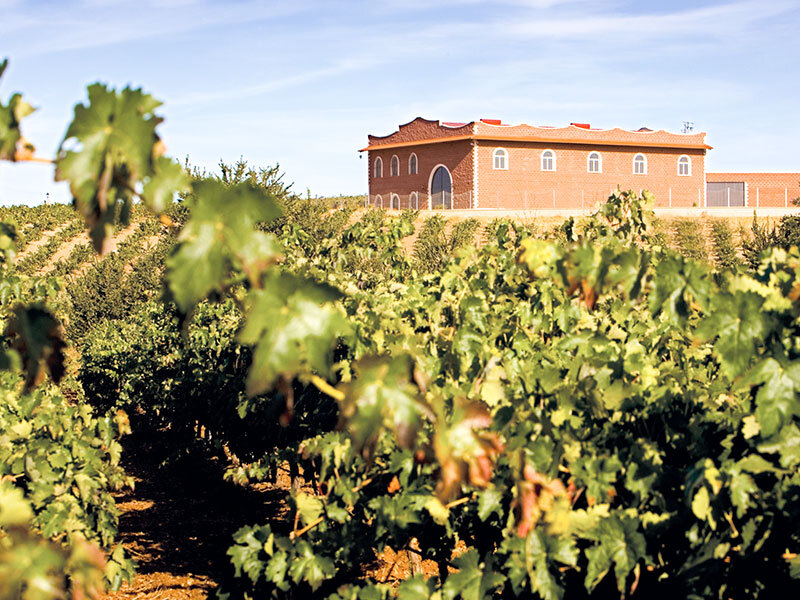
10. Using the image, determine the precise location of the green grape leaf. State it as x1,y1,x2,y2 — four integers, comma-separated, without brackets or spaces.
729,471,757,518
239,272,348,395
477,487,503,521
583,515,647,594
524,531,577,600
442,549,505,600
5,303,66,391
691,486,710,520
142,155,190,213
294,491,324,526
397,574,434,600
0,58,36,161
741,357,800,437
0,481,34,526
649,254,711,324
337,354,430,458
697,291,772,379
56,84,166,251
166,179,282,312
288,541,334,592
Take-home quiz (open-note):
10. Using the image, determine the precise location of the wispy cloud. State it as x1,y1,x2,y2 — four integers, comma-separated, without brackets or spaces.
4,1,307,57
169,56,383,106
502,0,797,39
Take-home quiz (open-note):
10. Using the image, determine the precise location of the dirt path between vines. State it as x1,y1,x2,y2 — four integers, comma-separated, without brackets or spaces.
100,441,291,600
14,220,76,263
36,220,143,276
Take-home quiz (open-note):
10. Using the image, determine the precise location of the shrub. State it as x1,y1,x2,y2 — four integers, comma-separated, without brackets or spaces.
413,216,479,273
741,215,800,272
671,219,706,262
710,219,740,271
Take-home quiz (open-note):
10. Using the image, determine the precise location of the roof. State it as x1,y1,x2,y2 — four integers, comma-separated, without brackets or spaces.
361,117,711,152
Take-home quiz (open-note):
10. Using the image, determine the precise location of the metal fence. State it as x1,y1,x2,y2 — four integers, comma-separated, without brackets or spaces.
366,188,705,211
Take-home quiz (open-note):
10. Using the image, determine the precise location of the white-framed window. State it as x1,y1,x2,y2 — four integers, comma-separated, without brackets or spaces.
390,193,400,209
409,153,418,175
375,194,383,208
588,151,602,173
374,157,383,178
493,148,508,170
390,155,399,177
541,149,556,171
633,153,647,175
410,191,418,209
678,155,691,176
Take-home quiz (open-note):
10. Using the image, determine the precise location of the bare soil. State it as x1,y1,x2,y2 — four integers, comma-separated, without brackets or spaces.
100,439,290,600
14,220,76,263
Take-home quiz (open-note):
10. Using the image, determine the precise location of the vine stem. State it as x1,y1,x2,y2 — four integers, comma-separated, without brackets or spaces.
309,374,344,401
289,478,373,540
290,516,324,540
16,155,53,164
445,496,471,509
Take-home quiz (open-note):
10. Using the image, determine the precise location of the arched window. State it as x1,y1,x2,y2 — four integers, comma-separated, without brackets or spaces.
374,157,383,178
633,153,647,175
409,153,418,175
588,151,602,173
678,155,691,176
493,148,508,170
390,155,400,177
390,194,400,209
410,191,418,209
541,149,556,171
375,194,383,208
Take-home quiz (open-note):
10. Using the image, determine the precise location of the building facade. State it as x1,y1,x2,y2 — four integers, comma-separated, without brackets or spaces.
362,118,711,210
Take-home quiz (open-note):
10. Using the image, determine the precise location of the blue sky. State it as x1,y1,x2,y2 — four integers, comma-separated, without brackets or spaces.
1,0,798,205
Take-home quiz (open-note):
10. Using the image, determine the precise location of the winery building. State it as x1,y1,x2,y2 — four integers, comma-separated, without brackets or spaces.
361,118,799,210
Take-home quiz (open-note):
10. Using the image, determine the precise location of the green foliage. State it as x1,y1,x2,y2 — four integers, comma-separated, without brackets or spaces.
0,58,35,161
671,219,707,262
710,219,741,271
413,215,480,273
165,179,281,312
10,64,800,600
55,84,188,251
65,216,169,340
218,157,294,202
742,215,800,272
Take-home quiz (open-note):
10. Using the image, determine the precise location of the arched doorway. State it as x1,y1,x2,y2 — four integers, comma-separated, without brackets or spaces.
430,166,452,209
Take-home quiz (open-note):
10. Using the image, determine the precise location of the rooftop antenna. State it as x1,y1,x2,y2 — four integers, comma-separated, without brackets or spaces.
682,121,695,133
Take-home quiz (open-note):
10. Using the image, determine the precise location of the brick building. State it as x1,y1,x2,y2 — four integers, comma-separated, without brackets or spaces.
361,117,711,209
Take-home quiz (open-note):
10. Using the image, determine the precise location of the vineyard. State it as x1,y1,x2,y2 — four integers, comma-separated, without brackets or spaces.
3,56,800,600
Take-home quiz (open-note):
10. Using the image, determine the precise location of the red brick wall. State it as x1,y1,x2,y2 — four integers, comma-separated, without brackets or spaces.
368,140,475,209
476,142,706,209
706,173,800,207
